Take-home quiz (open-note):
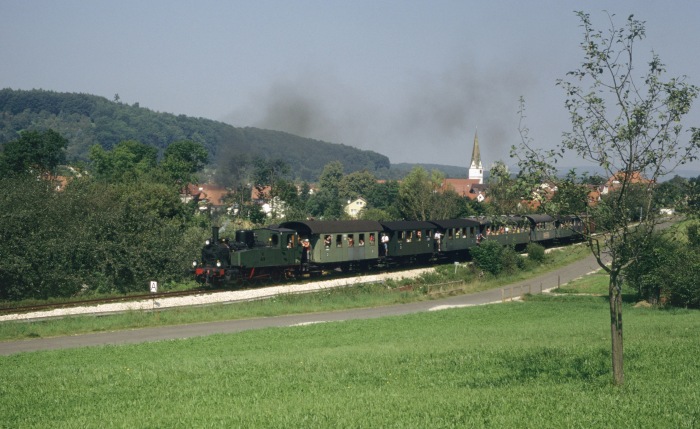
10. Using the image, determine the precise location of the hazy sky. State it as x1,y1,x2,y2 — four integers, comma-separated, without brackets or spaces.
2,0,699,172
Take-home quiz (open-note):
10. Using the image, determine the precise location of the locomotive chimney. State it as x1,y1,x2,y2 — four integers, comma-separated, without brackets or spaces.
212,226,220,244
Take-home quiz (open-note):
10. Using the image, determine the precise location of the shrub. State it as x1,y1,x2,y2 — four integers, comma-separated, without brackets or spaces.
470,240,504,275
625,229,700,308
500,245,521,274
0,176,206,300
527,242,546,263
687,222,700,248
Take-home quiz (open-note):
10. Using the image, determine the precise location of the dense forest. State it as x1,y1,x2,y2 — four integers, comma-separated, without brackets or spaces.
0,88,392,182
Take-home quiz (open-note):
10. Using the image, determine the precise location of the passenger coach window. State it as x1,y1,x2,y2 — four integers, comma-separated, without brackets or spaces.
359,233,365,246
369,233,375,246
336,235,342,247
398,231,405,242
271,235,279,246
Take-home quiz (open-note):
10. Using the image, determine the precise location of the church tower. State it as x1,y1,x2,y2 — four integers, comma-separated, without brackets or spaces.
468,130,483,184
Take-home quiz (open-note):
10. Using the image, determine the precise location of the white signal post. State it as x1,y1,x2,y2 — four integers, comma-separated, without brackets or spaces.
150,281,158,312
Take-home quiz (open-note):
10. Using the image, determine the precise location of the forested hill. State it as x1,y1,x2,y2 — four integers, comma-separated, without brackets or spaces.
0,88,390,182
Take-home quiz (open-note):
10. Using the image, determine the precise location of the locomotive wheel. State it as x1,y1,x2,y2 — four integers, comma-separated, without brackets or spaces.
269,270,283,283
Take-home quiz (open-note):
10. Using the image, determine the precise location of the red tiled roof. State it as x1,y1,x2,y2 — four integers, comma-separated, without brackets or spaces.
441,178,482,200
606,171,652,188
187,183,229,206
251,186,272,200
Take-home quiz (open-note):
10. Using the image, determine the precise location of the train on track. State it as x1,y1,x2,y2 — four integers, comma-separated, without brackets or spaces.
193,214,586,285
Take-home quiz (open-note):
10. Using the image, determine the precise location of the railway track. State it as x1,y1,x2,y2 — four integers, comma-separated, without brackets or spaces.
0,288,222,315
0,263,425,317
0,267,437,322
1,232,603,319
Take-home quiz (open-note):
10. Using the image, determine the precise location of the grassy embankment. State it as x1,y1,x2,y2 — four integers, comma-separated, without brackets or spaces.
2,284,699,427
0,244,592,341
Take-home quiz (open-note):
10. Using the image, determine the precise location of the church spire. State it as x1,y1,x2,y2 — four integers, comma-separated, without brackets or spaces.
468,130,483,184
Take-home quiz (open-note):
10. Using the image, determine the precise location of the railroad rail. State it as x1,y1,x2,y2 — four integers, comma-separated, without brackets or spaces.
0,288,222,315
0,268,390,316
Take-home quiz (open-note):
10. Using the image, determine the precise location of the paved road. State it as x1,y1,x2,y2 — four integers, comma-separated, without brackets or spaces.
0,253,603,356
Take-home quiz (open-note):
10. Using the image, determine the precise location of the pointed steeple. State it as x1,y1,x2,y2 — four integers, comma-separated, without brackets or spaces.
468,130,483,184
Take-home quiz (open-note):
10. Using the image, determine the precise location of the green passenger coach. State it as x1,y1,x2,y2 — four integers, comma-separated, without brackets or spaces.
279,220,383,270
380,220,436,263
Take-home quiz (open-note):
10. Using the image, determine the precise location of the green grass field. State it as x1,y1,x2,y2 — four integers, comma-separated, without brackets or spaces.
2,296,699,428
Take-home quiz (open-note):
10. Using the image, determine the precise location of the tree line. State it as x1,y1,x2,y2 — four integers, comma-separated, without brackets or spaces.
0,130,209,300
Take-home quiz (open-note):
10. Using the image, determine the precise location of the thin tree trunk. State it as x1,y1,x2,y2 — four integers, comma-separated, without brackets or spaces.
609,283,624,386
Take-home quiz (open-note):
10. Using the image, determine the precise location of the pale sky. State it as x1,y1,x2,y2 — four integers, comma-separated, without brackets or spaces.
2,0,699,173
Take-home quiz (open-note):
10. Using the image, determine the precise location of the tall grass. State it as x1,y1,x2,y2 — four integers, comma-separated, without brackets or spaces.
2,298,699,428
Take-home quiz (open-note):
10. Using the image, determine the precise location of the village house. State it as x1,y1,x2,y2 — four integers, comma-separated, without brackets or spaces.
600,171,653,195
344,197,367,219
182,183,229,211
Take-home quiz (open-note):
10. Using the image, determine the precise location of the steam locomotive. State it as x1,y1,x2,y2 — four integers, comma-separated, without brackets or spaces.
193,214,584,284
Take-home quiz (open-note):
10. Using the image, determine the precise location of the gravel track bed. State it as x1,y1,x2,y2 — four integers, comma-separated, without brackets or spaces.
0,268,435,322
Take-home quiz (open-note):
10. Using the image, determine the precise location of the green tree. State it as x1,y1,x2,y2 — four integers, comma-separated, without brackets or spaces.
251,157,291,213
398,167,434,220
252,158,291,188
270,178,302,220
653,175,688,211
687,222,700,248
485,161,523,215
339,170,377,202
432,188,470,220
366,180,401,219
625,228,700,308
160,140,208,185
89,140,157,182
688,175,700,216
0,174,202,300
514,12,700,385
397,167,472,220
0,129,67,177
309,161,344,219
550,171,590,214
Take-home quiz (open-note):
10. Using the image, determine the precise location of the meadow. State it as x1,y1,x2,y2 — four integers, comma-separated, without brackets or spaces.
2,294,699,428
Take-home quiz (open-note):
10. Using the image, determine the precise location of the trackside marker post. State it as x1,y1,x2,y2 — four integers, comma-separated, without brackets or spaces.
150,281,158,312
